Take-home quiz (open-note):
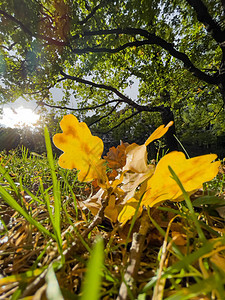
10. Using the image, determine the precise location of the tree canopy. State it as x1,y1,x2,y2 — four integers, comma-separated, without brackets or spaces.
1,0,225,149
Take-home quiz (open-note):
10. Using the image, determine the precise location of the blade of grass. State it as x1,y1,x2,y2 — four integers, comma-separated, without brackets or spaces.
148,212,184,260
126,192,145,246
31,242,52,270
168,166,206,243
39,178,55,234
44,126,62,250
23,187,45,205
164,273,225,300
81,237,104,300
0,184,55,239
142,240,215,294
62,202,91,253
60,170,78,218
173,135,190,158
0,164,20,197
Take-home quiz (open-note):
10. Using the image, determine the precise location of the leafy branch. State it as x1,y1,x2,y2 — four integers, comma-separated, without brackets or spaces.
78,0,110,25
0,9,67,46
186,0,225,43
69,27,218,84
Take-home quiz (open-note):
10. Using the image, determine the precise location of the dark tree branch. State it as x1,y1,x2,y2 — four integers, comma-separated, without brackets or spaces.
70,28,218,84
0,42,17,51
38,99,122,111
95,110,141,134
78,0,108,25
59,71,177,115
186,0,225,87
0,10,67,46
88,101,121,127
71,40,150,54
221,0,225,15
60,70,148,111
1,6,219,85
185,0,225,43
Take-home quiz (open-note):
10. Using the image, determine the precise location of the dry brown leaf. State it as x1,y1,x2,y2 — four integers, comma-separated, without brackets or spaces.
104,141,129,169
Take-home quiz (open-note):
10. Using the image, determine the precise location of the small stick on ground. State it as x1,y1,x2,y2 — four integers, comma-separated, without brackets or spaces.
21,190,112,298
117,209,150,300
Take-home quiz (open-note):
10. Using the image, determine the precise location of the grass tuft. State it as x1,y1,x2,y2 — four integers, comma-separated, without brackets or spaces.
1,147,225,299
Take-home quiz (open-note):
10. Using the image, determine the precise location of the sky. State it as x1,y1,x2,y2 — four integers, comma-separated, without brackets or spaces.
0,97,40,128
0,79,139,129
0,87,63,128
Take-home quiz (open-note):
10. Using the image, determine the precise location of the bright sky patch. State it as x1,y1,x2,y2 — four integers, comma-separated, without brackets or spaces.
0,106,40,128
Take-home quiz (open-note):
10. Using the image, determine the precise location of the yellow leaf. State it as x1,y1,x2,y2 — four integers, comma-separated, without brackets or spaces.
142,151,220,207
53,114,106,182
118,198,142,225
144,121,173,146
104,195,119,222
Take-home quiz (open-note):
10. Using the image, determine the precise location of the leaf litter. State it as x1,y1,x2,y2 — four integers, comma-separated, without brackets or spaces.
0,115,225,299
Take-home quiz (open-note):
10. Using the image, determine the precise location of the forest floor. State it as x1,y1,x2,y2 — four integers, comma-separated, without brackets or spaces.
1,146,225,300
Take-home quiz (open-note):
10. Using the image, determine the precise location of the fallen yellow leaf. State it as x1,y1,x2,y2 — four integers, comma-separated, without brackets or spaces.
53,114,106,182
142,151,220,207
118,197,142,225
145,121,173,146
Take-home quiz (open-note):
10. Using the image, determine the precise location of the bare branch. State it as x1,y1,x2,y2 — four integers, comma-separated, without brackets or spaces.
117,209,150,300
94,110,141,134
78,0,109,25
59,71,175,116
71,40,150,54
0,42,17,51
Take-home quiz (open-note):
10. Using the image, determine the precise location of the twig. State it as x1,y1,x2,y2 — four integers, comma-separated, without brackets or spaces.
117,209,150,300
21,190,112,297
152,215,178,300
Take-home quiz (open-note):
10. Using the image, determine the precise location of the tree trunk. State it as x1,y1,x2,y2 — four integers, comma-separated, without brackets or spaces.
160,106,178,152
159,89,178,151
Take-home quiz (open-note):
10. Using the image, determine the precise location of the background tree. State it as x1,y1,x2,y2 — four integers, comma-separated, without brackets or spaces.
1,0,225,152
0,126,20,153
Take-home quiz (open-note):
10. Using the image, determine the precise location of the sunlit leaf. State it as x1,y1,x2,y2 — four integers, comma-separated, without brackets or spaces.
142,151,220,207
83,174,126,221
53,114,106,182
123,144,151,173
118,197,142,225
104,195,119,222
46,266,64,300
144,121,174,146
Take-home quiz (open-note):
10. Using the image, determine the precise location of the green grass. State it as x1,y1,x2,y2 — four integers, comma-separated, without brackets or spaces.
1,142,225,299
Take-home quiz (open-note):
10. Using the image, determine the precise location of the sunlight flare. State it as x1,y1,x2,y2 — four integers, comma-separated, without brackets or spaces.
0,107,40,128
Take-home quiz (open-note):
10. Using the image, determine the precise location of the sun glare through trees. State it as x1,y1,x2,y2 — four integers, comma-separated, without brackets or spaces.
0,106,40,128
